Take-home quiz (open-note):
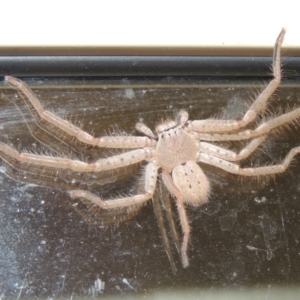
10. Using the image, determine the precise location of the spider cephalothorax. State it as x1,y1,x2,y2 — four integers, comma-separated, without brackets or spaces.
1,28,300,268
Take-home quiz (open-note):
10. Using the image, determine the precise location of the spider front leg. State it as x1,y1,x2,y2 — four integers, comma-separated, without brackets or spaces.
68,161,158,209
188,28,285,133
5,76,155,150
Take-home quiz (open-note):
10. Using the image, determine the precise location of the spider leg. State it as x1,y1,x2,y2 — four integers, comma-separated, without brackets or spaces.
1,92,85,157
189,28,284,133
0,142,150,173
0,158,89,191
198,146,300,176
157,179,181,253
162,170,190,268
152,179,179,273
68,161,158,209
5,76,155,150
74,196,143,226
136,122,157,139
177,110,189,126
0,140,140,189
199,136,267,161
196,105,300,142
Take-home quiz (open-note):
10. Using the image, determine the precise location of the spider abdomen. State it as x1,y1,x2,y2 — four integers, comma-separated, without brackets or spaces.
156,128,198,172
172,161,210,206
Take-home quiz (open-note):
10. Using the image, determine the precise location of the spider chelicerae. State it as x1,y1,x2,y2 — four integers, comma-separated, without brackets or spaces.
1,28,300,268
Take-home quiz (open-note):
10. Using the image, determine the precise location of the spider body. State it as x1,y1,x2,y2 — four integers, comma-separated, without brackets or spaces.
2,28,300,269
149,117,209,206
156,127,198,171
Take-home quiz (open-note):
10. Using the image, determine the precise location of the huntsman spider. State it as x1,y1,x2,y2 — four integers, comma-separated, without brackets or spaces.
1,28,300,268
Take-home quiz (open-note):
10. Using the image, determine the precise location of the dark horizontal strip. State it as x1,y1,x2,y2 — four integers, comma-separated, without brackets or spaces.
4,45,300,56
0,56,299,77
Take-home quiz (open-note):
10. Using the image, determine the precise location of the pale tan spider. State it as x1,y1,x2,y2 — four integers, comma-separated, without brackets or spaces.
1,28,300,268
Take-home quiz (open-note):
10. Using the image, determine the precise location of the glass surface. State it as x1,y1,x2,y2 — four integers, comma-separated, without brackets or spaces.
1,77,300,299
